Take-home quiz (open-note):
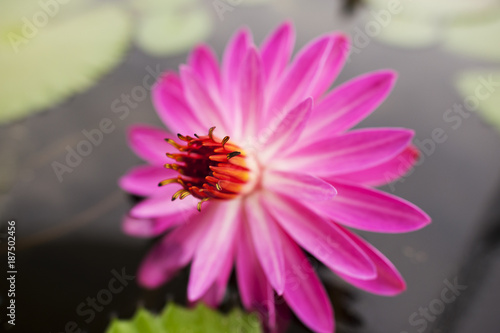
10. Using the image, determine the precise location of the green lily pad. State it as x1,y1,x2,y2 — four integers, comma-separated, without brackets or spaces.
443,10,500,62
373,15,440,49
366,0,498,19
133,0,212,57
130,0,198,11
105,303,262,333
362,0,443,48
365,0,500,54
455,70,500,131
224,0,270,5
0,1,131,125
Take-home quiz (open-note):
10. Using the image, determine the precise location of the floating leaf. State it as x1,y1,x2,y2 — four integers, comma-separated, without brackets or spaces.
129,0,194,11
366,0,498,19
105,303,262,333
372,16,440,49
455,70,500,131
443,10,500,62
133,0,212,57
224,0,270,5
0,1,131,125
364,0,500,55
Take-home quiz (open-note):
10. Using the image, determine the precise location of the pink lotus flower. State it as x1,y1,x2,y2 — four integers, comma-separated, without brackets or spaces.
120,22,431,333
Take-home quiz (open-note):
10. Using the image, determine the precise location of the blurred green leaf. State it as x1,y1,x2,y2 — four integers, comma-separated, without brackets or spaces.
374,16,439,49
130,0,198,11
455,70,500,131
365,0,500,57
135,8,212,57
105,303,262,333
443,10,500,62
366,0,498,20
132,0,212,57
224,0,270,5
0,1,131,125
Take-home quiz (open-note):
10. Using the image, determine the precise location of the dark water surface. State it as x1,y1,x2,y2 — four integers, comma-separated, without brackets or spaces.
2,1,500,332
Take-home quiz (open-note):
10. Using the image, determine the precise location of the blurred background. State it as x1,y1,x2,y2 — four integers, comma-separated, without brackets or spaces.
1,0,500,332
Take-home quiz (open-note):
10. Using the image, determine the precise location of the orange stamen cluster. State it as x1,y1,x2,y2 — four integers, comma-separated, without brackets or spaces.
159,127,250,211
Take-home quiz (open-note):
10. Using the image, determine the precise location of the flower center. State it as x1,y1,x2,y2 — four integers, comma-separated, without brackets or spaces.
159,127,250,211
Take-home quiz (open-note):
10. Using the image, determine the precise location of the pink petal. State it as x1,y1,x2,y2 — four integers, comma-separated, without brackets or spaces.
260,21,295,87
236,219,277,330
222,28,253,88
280,230,334,333
333,145,419,186
260,98,313,161
305,70,397,138
221,28,252,126
198,285,219,308
264,169,337,201
245,194,285,294
127,125,174,165
280,128,414,177
188,44,221,93
188,200,242,301
199,246,234,307
310,33,349,101
236,218,268,309
138,218,208,288
314,180,431,233
122,214,187,238
152,72,205,135
130,185,199,219
180,65,229,133
237,47,264,139
263,192,376,279
270,34,348,115
335,226,406,295
119,165,176,196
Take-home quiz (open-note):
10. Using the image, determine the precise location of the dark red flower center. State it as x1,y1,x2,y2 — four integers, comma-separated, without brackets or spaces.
159,127,250,211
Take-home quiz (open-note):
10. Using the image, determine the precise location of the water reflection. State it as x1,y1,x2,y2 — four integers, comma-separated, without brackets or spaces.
433,181,500,333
